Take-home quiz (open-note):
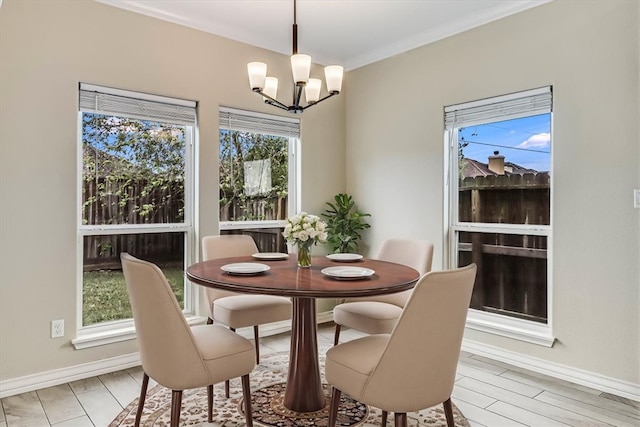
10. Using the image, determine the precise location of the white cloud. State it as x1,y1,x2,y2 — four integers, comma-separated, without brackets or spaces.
516,132,550,150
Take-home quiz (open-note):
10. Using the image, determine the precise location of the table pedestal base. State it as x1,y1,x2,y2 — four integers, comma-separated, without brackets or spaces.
284,297,325,412
246,382,369,426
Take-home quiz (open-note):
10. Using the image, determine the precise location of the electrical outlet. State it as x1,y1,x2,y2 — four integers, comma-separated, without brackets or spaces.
51,319,64,338
635,189,640,209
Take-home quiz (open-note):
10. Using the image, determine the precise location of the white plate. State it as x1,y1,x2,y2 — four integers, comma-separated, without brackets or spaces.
321,266,375,280
326,253,363,262
252,252,289,260
220,263,270,275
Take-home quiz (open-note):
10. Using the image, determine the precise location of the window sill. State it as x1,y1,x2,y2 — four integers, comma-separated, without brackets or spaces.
219,220,286,230
71,316,207,350
466,309,556,347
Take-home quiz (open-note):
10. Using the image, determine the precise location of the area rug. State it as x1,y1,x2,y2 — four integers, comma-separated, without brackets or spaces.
109,351,470,426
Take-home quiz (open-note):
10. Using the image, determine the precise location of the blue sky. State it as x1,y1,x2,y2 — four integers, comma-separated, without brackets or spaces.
459,113,551,172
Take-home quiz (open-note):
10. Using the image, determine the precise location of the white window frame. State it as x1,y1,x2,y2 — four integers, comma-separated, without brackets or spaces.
444,87,555,347
218,107,301,232
73,83,200,349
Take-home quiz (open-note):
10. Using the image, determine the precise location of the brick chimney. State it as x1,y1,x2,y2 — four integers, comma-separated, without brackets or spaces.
488,151,505,175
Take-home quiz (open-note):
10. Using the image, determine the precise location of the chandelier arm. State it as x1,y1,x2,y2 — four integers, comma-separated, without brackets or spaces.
300,92,338,111
255,89,290,110
314,91,338,104
266,102,291,112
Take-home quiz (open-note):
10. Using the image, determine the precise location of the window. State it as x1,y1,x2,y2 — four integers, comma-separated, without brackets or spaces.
218,107,300,252
78,83,196,331
445,87,554,346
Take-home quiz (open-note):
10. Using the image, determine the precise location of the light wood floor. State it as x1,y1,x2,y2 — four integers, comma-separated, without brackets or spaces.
1,323,638,426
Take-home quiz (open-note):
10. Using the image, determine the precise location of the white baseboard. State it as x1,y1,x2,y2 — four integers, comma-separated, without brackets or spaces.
462,338,640,402
0,313,335,399
0,352,141,399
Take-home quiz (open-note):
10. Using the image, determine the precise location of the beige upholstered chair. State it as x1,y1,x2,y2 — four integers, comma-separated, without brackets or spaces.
333,238,434,345
120,253,255,427
202,235,292,396
325,263,477,427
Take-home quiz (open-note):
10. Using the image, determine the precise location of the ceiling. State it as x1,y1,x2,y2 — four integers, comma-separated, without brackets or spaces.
97,0,550,71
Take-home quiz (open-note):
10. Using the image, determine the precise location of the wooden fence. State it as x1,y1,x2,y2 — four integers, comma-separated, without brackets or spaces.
83,178,185,270
83,233,184,271
219,194,288,253
83,178,184,226
83,180,285,270
458,173,550,322
219,194,287,222
459,173,550,225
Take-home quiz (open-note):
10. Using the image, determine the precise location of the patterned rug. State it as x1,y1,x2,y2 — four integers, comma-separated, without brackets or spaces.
109,350,470,426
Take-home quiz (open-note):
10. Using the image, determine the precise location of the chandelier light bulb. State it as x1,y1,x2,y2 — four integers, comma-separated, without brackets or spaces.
247,62,267,91
305,78,322,103
263,77,278,100
291,54,311,84
325,65,344,94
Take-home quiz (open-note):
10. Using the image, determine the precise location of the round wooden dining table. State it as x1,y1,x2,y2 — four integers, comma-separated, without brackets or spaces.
186,255,420,414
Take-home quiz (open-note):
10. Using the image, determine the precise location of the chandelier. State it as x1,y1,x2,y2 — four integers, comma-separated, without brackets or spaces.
247,0,344,114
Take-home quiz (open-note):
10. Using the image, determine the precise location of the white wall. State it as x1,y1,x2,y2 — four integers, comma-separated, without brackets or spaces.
0,0,345,382
346,0,639,386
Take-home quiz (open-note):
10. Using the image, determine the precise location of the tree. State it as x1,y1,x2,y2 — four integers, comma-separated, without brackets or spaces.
458,127,469,161
82,113,186,226
219,130,288,221
458,127,470,177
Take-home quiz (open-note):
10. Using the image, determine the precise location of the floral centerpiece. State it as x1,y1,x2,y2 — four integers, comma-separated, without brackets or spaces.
282,212,328,267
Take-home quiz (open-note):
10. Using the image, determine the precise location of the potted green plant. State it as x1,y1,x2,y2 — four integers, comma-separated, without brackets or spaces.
321,193,371,253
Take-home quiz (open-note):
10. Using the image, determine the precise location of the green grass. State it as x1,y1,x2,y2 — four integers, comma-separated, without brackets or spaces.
83,268,184,326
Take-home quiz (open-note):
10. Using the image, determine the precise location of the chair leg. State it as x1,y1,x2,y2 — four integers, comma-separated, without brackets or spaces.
328,387,341,427
225,326,236,398
134,373,149,427
443,397,455,427
253,325,260,363
207,384,214,423
241,374,253,427
170,390,183,427
381,410,388,427
394,412,407,427
334,324,341,346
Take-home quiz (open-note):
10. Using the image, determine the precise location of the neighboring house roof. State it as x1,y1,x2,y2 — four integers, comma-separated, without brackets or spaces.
461,158,538,178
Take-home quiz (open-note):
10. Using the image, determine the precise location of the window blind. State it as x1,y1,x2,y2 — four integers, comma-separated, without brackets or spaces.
219,106,300,138
445,86,552,130
79,83,196,125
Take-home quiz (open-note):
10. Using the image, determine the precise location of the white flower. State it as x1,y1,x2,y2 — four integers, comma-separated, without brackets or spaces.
282,212,328,247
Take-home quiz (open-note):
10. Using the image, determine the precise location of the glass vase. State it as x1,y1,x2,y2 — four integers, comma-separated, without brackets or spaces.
297,242,312,268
